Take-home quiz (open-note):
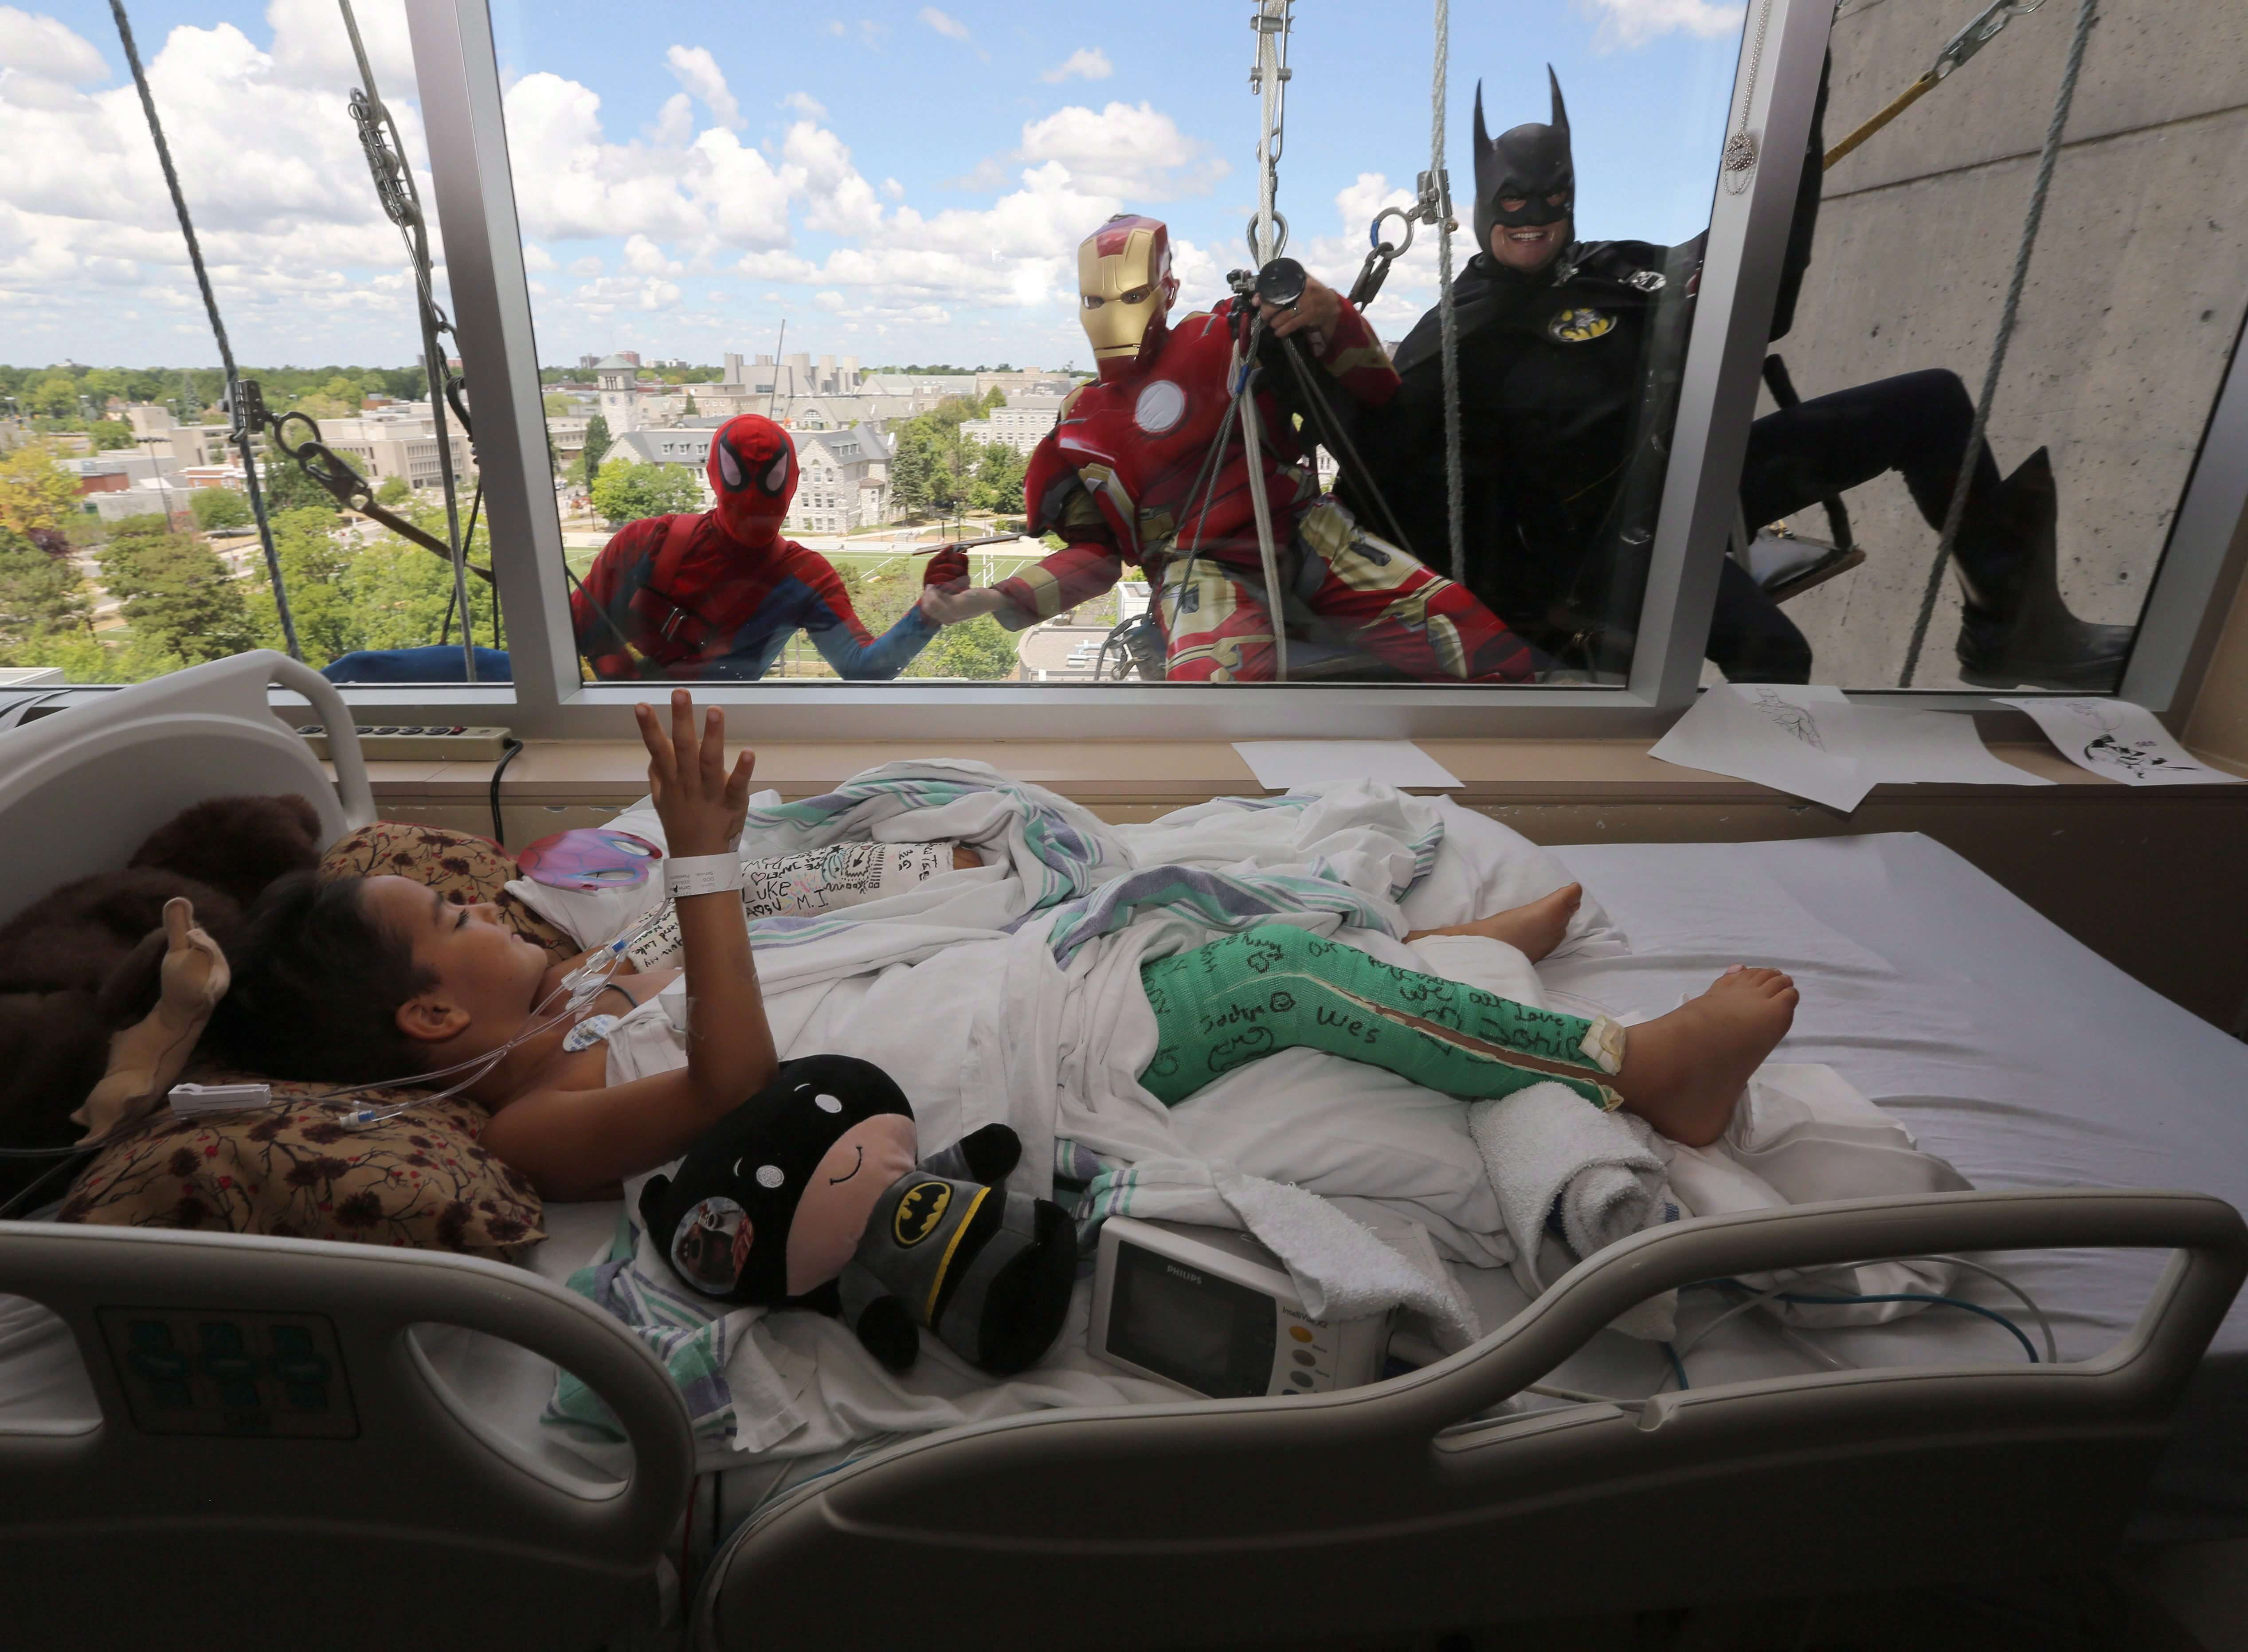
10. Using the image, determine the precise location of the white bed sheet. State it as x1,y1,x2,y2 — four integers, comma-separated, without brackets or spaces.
415,828,2248,1542
1536,831,2248,1541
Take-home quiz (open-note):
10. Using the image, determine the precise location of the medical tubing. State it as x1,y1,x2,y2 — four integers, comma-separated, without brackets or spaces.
1900,0,2099,686
489,736,525,847
107,0,301,662
1922,1252,2057,1362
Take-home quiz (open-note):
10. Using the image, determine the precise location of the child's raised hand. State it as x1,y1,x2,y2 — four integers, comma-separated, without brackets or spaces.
636,689,755,858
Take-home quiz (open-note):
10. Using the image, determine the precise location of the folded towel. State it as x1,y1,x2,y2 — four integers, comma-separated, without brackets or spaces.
1469,1081,1676,1281
1077,1157,1482,1352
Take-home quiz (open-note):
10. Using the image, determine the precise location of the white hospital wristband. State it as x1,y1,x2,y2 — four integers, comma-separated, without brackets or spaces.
664,852,744,900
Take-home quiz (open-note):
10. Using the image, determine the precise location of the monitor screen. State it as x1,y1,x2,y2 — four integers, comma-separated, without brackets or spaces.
1106,1241,1276,1398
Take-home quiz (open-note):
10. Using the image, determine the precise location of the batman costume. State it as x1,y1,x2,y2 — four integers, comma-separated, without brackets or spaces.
1355,67,2131,689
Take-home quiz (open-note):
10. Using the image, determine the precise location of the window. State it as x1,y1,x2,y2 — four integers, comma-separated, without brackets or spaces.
0,0,505,689
134,0,2234,737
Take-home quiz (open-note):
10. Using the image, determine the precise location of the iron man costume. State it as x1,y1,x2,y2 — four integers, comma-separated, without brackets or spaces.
571,414,963,680
991,215,1534,682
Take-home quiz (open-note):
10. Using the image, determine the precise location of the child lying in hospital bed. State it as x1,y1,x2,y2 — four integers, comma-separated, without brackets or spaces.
206,691,1798,1204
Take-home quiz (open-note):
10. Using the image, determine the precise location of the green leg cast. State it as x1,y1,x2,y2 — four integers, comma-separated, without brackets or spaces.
1137,924,1625,1110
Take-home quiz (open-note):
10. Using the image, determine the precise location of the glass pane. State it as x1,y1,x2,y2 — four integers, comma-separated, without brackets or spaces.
1737,0,2248,692
485,0,1745,688
0,0,501,688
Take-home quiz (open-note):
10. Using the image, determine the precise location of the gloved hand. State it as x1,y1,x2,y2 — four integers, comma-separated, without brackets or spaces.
921,545,970,591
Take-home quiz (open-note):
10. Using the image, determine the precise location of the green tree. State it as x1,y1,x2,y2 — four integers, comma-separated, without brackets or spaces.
261,452,338,514
681,392,698,417
905,613,1021,680
591,458,701,525
189,487,254,532
86,419,137,451
27,376,78,420
580,413,612,481
373,475,412,507
0,525,89,654
0,444,80,536
542,393,574,417
101,518,260,664
970,440,1026,514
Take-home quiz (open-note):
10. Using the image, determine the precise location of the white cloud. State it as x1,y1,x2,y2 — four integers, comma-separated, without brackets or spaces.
1018,102,1225,202
521,243,557,272
918,7,970,42
0,1,442,362
782,90,826,121
623,233,681,275
664,44,743,130
881,177,904,200
569,274,681,313
569,254,603,275
1581,0,1745,49
0,4,106,82
1040,47,1112,84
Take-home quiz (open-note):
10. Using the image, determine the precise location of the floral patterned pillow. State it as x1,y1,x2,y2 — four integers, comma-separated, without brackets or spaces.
57,1078,544,1258
317,821,576,962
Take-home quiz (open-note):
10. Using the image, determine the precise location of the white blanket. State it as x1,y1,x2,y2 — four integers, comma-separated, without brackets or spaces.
526,770,1960,1468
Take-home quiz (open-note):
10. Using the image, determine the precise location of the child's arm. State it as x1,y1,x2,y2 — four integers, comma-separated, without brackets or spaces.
482,691,778,1199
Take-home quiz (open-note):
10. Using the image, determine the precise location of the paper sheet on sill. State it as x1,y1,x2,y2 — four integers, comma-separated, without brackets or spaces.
1231,740,1464,792
1649,685,2051,812
2002,697,2244,787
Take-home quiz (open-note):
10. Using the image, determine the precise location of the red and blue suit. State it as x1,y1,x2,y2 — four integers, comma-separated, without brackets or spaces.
570,415,962,681
990,215,1535,683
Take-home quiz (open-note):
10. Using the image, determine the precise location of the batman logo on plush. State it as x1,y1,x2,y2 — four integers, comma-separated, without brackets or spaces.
638,1054,1077,1376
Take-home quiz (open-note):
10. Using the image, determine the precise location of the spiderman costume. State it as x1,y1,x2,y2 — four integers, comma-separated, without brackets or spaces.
571,415,964,681
931,215,1535,683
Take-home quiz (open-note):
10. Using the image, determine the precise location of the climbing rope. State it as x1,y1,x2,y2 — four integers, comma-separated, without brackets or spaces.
1431,0,1465,587
1248,0,1293,264
1899,0,2098,687
340,0,478,683
107,0,302,661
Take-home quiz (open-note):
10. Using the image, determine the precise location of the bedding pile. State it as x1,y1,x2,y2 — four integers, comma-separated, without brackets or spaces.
515,765,1964,1469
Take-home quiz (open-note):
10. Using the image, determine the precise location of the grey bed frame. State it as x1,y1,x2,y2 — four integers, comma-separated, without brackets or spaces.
0,653,2240,1651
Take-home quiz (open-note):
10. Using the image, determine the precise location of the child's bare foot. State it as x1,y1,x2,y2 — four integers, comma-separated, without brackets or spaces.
1408,884,1582,963
1614,967,1798,1147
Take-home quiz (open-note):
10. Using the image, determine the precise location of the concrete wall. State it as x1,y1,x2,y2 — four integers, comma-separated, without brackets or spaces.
1765,0,2248,687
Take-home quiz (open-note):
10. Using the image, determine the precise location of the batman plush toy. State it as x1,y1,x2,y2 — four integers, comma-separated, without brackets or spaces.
638,1054,1078,1376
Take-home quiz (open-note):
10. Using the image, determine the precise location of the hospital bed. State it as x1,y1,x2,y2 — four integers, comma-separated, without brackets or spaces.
0,652,2240,1652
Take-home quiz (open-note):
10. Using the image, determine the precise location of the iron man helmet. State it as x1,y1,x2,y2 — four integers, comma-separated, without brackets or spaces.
1077,215,1177,380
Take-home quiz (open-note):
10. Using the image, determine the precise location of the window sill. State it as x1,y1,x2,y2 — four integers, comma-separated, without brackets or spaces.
338,731,2245,812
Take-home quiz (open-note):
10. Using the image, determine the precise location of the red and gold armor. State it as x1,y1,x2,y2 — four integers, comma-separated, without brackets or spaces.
989,219,1536,683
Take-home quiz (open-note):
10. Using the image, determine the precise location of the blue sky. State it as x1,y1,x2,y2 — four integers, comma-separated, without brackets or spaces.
2,0,1745,371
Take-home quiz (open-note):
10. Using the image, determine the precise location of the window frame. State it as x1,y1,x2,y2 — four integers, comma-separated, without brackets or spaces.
232,0,2244,739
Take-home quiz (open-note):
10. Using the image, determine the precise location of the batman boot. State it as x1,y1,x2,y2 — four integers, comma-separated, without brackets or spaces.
1951,448,2133,692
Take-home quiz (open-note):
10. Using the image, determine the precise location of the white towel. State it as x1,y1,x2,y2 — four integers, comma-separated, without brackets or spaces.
1469,1081,1681,1339
1080,1158,1482,1352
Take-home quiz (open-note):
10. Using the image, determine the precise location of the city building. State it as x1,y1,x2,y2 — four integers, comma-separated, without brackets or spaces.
603,428,717,510
308,404,475,492
787,425,891,535
592,354,646,435
958,392,1067,457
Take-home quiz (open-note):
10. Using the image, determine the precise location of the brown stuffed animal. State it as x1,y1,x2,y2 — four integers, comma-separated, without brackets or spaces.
0,795,321,1201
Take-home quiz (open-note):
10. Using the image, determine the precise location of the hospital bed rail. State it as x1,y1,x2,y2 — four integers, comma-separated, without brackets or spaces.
0,649,374,929
697,1186,2246,1650
0,1220,694,1652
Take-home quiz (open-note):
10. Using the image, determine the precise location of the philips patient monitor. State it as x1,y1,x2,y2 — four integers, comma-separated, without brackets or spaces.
1089,1216,1393,1400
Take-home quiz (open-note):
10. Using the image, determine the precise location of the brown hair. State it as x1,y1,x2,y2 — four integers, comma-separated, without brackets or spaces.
205,874,436,1084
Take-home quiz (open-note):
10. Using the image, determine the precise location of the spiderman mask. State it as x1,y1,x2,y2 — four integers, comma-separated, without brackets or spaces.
709,415,798,547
